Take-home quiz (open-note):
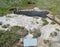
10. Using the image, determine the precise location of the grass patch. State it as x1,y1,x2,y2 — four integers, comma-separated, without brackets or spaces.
0,0,36,16
0,8,11,16
50,32,57,37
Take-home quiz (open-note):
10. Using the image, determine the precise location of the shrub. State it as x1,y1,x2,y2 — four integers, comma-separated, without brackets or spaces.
50,32,57,37
10,26,28,38
32,29,41,38
33,31,41,38
51,21,56,25
56,28,60,31
44,40,50,44
42,19,49,26
0,30,20,47
2,24,10,28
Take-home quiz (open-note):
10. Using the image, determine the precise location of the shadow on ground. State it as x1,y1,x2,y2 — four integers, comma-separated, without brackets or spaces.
14,11,49,18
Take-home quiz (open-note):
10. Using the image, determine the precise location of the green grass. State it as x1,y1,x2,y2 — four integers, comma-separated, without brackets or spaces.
36,0,60,18
0,8,11,16
0,0,60,17
0,0,36,16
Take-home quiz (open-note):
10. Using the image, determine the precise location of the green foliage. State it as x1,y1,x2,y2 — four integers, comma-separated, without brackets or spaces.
0,0,21,8
10,26,21,32
0,30,20,47
0,24,28,47
0,8,10,16
32,29,41,38
42,18,49,26
0,30,5,37
50,32,57,37
51,21,56,25
0,26,28,47
0,0,60,17
0,0,21,16
0,0,36,16
56,28,60,31
10,26,28,37
2,24,10,28
36,0,60,16
43,40,50,44
33,31,41,38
